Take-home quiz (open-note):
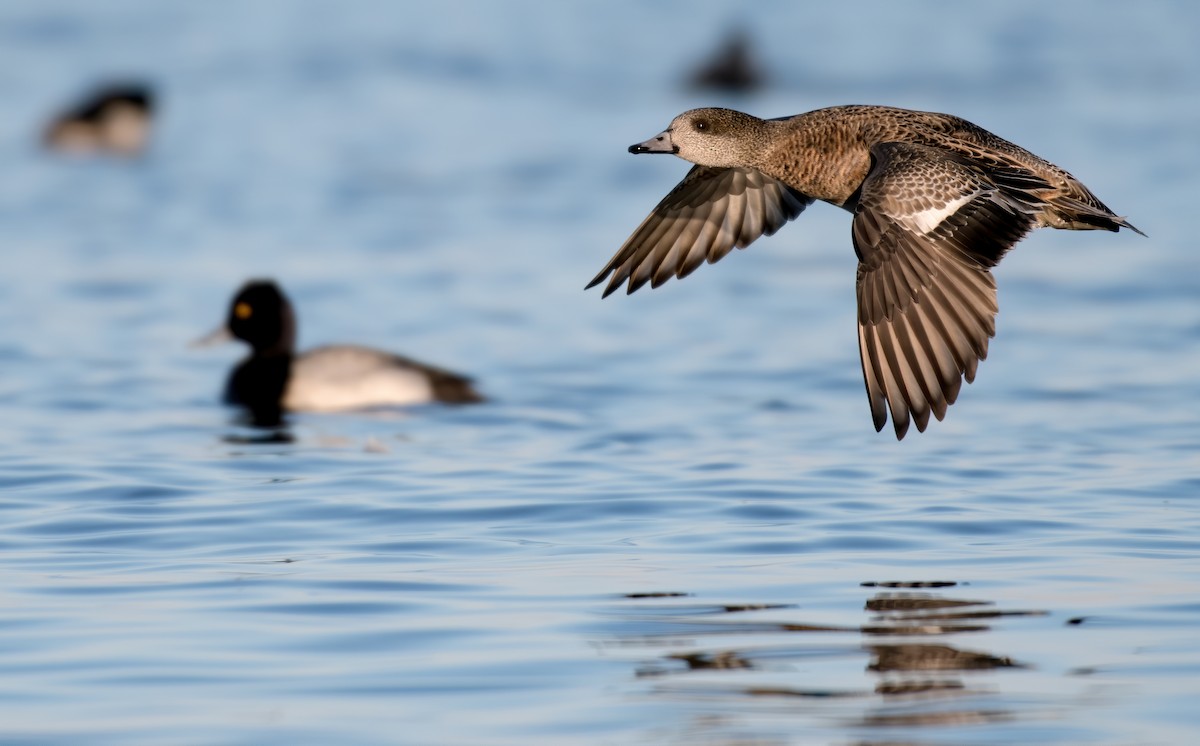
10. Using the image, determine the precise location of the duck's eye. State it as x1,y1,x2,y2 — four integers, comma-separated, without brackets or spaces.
695,120,708,131
234,302,253,320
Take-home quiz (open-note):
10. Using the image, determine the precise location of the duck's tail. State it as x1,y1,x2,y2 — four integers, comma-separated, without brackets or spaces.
428,370,486,404
1042,194,1145,236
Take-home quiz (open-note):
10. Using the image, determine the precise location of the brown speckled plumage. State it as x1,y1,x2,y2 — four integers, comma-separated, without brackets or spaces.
587,105,1143,439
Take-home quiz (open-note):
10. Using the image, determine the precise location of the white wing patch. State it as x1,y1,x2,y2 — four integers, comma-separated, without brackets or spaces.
902,193,974,234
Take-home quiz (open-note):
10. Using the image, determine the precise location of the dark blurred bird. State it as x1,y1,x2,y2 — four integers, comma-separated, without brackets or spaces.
196,280,483,426
588,105,1143,439
688,30,765,93
43,83,155,156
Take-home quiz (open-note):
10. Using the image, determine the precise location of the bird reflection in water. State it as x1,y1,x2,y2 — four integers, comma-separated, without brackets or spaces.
604,580,1047,738
221,427,295,447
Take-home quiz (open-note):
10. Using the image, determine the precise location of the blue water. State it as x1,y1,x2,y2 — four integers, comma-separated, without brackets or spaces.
0,1,1198,744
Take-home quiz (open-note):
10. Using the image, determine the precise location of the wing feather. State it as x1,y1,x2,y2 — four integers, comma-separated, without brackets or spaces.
853,142,1037,438
588,166,813,297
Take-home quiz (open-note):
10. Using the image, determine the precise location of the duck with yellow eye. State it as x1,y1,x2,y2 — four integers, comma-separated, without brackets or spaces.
195,280,483,426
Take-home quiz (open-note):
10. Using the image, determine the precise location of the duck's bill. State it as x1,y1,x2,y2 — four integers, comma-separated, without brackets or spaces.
190,325,233,348
628,130,678,154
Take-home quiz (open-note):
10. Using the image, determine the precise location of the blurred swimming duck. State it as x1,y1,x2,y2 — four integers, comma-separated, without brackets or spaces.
688,29,765,93
198,280,483,425
588,105,1143,439
43,83,155,156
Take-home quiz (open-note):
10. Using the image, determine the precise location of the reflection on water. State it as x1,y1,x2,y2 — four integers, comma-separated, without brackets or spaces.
869,643,1020,673
221,428,295,446
606,581,1050,741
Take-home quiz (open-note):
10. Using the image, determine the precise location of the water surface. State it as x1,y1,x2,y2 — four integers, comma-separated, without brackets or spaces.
0,1,1197,744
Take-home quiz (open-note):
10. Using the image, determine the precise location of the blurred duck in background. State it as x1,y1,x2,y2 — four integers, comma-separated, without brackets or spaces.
43,82,155,156
196,280,483,426
687,29,765,94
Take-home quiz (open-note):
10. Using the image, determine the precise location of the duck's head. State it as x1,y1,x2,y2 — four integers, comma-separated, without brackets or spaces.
628,107,768,168
224,280,297,354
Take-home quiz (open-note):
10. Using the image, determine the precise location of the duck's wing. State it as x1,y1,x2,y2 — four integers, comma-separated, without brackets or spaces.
853,142,1039,439
382,352,484,404
587,166,813,297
